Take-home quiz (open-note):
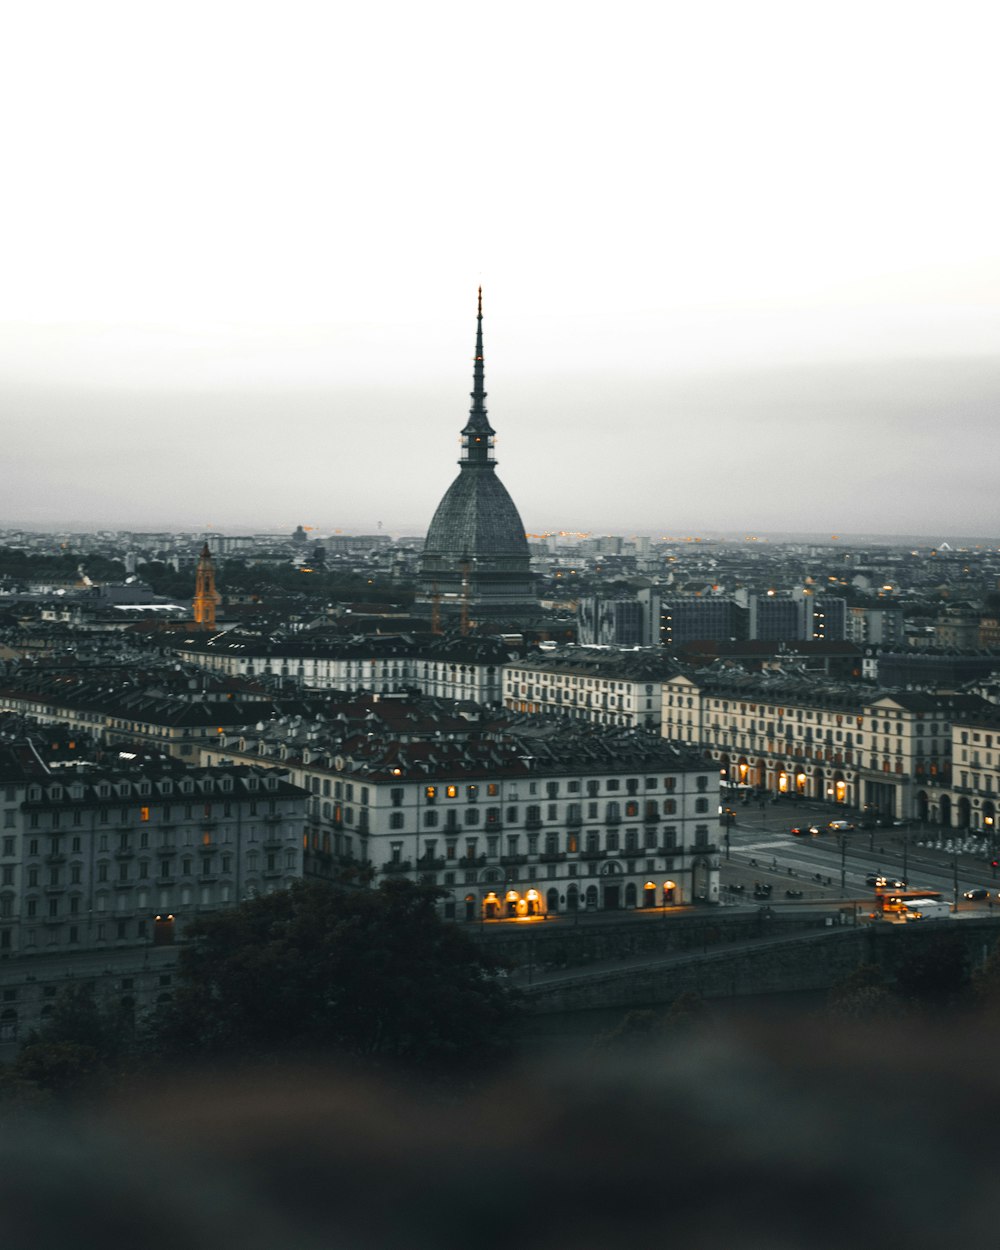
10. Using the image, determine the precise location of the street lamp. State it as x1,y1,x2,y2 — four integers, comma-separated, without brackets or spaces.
839,831,848,896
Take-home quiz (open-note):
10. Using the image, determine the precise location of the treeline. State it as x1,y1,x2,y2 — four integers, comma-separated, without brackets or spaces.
0,880,518,1105
0,548,126,583
138,559,414,606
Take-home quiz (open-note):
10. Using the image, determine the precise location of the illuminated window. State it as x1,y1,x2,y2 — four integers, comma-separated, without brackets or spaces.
140,806,150,823
446,785,458,799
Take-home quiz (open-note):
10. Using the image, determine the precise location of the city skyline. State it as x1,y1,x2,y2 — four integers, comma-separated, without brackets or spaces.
2,2,997,538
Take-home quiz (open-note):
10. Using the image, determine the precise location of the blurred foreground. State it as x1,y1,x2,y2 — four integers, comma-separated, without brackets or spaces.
1,1013,998,1250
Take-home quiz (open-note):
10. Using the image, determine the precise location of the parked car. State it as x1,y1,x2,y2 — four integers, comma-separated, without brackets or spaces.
963,887,990,901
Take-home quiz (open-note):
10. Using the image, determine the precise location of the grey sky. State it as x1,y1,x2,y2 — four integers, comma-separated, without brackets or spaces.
2,1,998,539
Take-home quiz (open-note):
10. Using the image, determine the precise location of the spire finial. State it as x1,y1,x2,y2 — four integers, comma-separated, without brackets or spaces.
461,285,495,460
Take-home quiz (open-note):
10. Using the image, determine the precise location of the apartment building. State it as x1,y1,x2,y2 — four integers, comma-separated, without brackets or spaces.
204,720,720,918
661,670,987,822
173,632,511,704
0,759,305,962
503,648,674,730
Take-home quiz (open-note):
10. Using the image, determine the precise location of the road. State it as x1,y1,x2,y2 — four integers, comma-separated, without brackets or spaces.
721,797,999,915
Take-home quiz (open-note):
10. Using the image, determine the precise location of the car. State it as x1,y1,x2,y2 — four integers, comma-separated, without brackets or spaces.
865,872,884,887
963,887,990,901
790,826,807,836
827,820,855,832
874,876,907,889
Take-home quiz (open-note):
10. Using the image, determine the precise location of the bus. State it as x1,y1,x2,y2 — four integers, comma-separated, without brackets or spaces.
873,888,944,920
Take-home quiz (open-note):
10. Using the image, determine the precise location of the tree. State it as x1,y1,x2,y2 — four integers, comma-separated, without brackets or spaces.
826,963,900,1023
2,983,134,1102
147,879,517,1074
893,933,971,1012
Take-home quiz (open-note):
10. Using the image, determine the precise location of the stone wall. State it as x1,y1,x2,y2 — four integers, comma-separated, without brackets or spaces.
496,915,1000,1015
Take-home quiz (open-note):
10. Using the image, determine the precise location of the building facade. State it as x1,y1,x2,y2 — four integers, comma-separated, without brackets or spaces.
0,760,305,961
503,648,675,731
661,670,988,822
204,722,720,918
172,632,512,704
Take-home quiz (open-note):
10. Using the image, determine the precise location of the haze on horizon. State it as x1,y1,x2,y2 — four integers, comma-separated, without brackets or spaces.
2,1,997,541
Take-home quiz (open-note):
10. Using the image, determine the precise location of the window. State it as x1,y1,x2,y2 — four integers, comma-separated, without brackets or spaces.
389,812,404,830
423,810,439,827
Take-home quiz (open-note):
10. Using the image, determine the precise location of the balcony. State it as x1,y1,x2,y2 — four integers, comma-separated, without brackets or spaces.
581,848,607,861
484,821,503,833
524,818,542,831
642,811,660,824
416,856,446,871
604,814,621,826
565,813,583,828
540,851,566,863
381,860,413,875
500,854,528,866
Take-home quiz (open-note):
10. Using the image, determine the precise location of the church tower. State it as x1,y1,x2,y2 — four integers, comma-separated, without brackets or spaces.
417,290,537,623
192,543,220,631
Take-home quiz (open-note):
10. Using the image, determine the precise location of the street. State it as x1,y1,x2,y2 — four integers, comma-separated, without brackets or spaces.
721,796,999,915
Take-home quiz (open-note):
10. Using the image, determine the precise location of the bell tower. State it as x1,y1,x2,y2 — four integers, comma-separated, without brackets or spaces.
193,543,220,631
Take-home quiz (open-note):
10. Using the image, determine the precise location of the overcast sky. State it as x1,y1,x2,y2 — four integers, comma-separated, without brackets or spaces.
2,1,997,541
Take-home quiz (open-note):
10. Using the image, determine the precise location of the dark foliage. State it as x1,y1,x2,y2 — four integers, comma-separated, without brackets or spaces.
147,879,517,1073
1,983,135,1102
893,932,971,1011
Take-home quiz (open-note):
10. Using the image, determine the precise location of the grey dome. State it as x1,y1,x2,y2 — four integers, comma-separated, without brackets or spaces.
423,466,530,561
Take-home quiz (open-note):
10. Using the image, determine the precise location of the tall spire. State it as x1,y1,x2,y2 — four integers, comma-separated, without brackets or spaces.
461,287,495,468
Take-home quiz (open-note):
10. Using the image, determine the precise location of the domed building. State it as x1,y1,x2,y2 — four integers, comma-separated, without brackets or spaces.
417,290,537,623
